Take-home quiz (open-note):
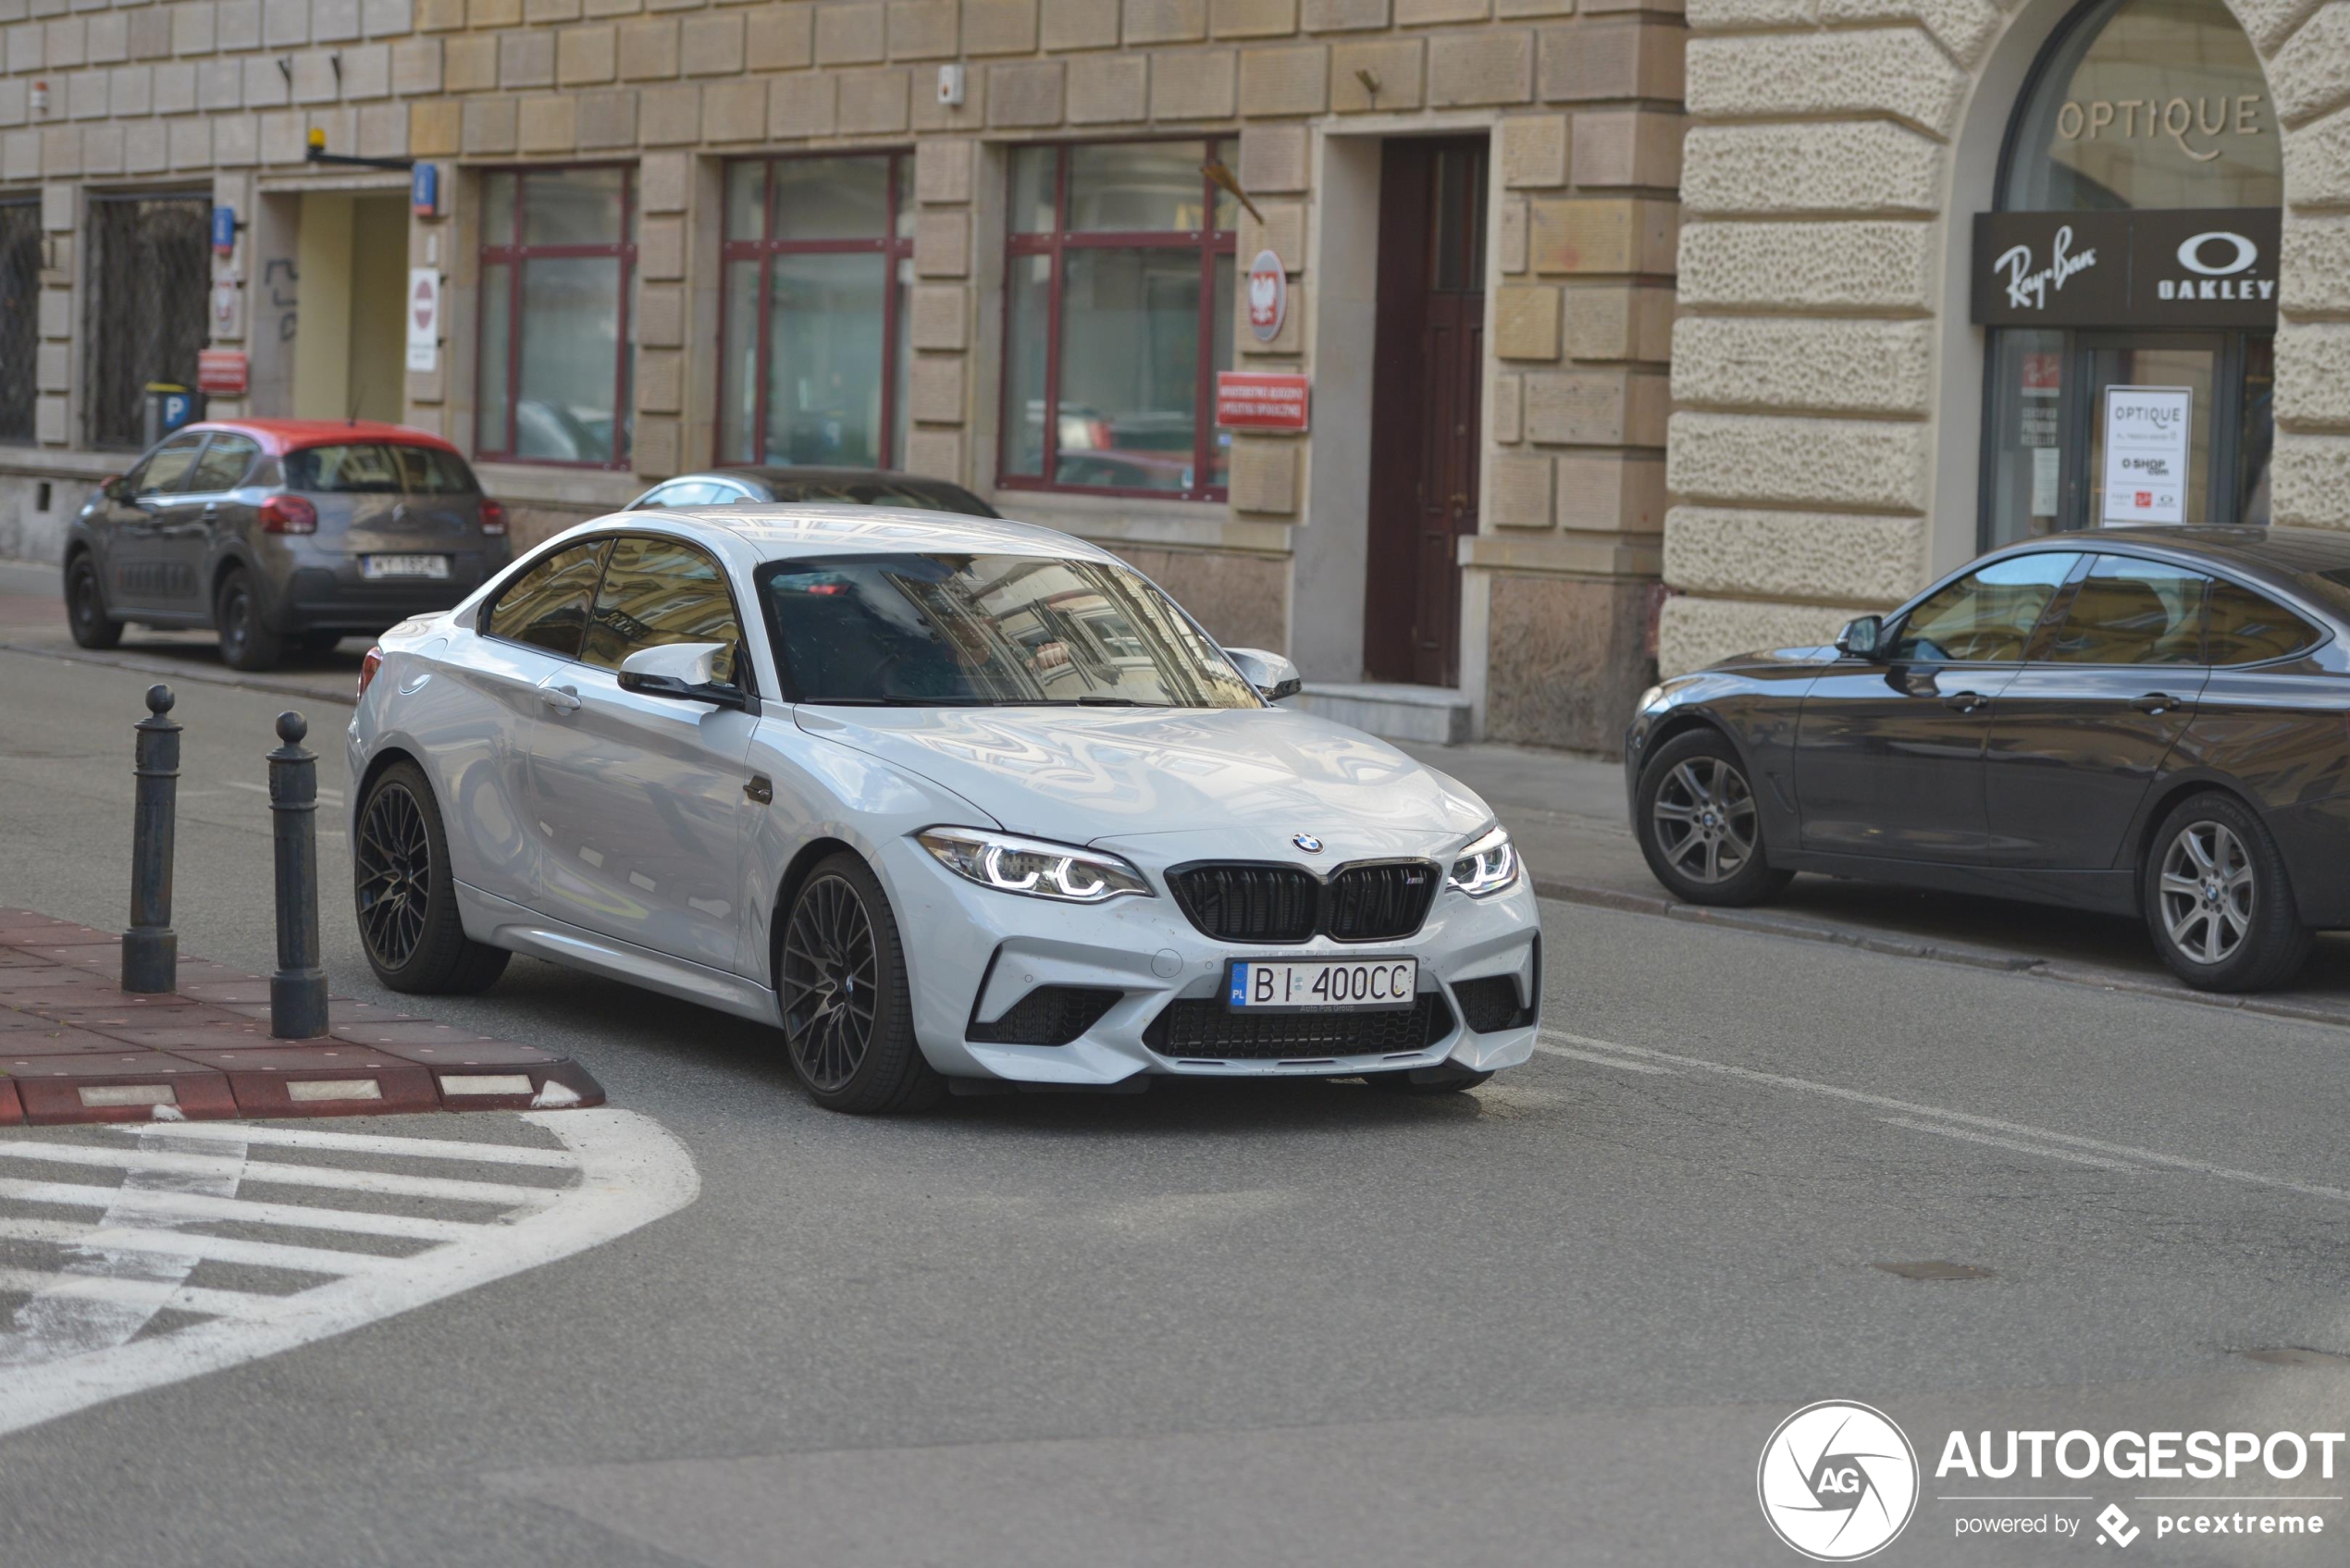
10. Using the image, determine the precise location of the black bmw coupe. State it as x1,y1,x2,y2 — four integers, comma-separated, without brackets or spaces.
1626,528,2350,993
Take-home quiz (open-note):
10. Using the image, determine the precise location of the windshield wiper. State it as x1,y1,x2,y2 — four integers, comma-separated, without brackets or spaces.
801,696,1005,707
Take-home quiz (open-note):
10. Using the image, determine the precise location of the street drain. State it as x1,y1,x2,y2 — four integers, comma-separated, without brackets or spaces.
2235,1347,2350,1368
1873,1260,1995,1281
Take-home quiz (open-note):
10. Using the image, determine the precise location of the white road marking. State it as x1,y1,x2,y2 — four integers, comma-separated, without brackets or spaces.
1878,1117,2142,1173
1533,1042,1673,1075
0,1109,698,1438
127,1120,576,1167
1529,1032,2350,1207
0,1141,563,1207
225,779,345,807
0,1125,248,1366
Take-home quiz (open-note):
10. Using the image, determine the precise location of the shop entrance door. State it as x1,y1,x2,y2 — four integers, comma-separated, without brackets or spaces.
291,192,407,423
1364,137,1485,688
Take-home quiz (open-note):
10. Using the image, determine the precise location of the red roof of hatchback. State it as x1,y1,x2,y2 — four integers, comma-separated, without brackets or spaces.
179,419,463,458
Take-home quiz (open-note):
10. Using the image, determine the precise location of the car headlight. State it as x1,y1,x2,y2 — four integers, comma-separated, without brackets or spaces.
1449,824,1519,897
916,827,1154,904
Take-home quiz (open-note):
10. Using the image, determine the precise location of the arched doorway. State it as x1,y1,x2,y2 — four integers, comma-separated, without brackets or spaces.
1974,0,2281,546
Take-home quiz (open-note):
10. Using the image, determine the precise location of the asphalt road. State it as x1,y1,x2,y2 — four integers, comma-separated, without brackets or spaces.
5,643,2350,1566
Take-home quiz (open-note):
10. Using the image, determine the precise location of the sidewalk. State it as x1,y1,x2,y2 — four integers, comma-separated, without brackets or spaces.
1400,739,2350,1031
0,909,604,1126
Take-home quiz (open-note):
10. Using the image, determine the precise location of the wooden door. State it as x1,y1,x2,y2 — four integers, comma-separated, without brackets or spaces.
1364,138,1486,688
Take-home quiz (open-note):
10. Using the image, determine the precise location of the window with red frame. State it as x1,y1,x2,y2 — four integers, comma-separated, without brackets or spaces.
719,154,913,470
476,167,637,468
1001,141,1237,501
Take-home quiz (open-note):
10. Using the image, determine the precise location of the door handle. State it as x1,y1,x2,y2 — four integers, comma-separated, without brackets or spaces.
2132,692,2180,714
1942,690,1989,714
538,686,582,714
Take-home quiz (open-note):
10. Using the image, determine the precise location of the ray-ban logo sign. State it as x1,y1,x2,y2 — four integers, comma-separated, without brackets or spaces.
1973,208,2279,328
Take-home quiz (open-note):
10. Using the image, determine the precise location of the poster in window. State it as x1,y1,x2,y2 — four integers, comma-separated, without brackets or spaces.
2100,385,2192,525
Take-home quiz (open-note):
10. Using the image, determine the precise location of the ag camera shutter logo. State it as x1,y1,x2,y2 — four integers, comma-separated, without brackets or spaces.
1758,1401,1920,1561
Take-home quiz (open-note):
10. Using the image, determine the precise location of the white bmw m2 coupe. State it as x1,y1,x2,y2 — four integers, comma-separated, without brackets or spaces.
347,507,1541,1113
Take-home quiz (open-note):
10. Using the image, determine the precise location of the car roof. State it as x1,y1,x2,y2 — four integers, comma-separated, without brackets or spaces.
582,503,1119,565
1997,525,2350,608
176,419,464,458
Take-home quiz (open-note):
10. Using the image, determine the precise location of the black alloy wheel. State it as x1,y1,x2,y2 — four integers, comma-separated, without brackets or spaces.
215,567,284,673
776,853,944,1114
65,555,122,649
2143,791,2310,993
353,760,510,994
1634,729,1794,907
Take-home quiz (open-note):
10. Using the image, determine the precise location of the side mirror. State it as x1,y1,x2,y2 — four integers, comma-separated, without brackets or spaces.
1225,646,1304,703
100,475,130,503
1835,615,1884,660
617,641,755,712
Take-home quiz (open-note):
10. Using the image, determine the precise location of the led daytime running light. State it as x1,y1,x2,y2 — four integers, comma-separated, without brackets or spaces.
1448,825,1519,897
918,828,1152,905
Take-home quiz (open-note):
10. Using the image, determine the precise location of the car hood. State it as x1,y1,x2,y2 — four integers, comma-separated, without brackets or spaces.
793,704,1494,854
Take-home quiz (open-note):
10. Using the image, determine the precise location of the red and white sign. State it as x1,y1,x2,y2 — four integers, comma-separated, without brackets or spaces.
406,267,440,374
1217,371,1310,432
1245,249,1287,343
196,348,248,396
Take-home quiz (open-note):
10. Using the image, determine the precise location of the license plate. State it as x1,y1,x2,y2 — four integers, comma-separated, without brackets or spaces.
362,554,450,580
1224,957,1417,1013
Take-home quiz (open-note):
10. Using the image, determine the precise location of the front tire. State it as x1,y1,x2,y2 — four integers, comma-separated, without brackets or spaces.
2144,792,2309,993
777,853,945,1114
353,760,510,994
215,567,284,672
65,555,122,649
1634,729,1794,907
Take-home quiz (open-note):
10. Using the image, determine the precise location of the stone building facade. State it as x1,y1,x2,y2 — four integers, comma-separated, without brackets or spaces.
1659,0,2350,676
0,0,1687,749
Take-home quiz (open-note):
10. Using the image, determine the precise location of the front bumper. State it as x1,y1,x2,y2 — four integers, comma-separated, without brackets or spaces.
881,835,1543,1087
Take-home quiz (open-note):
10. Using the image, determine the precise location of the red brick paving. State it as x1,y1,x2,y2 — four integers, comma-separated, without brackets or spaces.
0,908,604,1125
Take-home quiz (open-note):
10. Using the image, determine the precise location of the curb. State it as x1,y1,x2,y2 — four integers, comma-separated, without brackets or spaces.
0,909,605,1126
1528,875,2350,1031
0,640,360,709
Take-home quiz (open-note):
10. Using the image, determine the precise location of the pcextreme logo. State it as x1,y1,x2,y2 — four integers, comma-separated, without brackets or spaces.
1759,1401,1922,1562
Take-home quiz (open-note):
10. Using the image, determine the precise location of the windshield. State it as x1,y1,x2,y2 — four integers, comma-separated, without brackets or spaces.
758,552,1260,709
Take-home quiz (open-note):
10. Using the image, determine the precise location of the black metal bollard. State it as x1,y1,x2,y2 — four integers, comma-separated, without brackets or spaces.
268,710,329,1040
121,684,181,994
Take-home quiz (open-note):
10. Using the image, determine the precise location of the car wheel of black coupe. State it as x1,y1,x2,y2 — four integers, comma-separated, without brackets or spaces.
1634,729,1793,907
215,567,285,672
2144,791,2310,993
354,760,510,994
65,555,122,649
777,852,946,1115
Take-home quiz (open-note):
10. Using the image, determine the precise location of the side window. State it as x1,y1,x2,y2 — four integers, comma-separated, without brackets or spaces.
580,536,745,686
485,540,612,660
1888,552,2081,664
2207,579,2322,666
2040,556,2209,665
187,435,260,493
133,433,208,497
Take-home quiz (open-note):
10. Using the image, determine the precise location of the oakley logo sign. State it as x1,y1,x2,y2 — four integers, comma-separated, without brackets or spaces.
2158,230,2275,302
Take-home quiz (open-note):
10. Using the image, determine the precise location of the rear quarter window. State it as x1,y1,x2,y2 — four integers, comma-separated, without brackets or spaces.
2207,579,2324,665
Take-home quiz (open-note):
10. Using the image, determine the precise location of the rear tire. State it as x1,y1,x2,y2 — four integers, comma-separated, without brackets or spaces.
2143,791,2309,993
776,853,945,1115
1634,729,1794,907
353,760,510,994
215,567,283,672
65,555,122,649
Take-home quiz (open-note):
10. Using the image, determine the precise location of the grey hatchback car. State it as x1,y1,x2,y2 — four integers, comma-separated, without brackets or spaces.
66,419,512,671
